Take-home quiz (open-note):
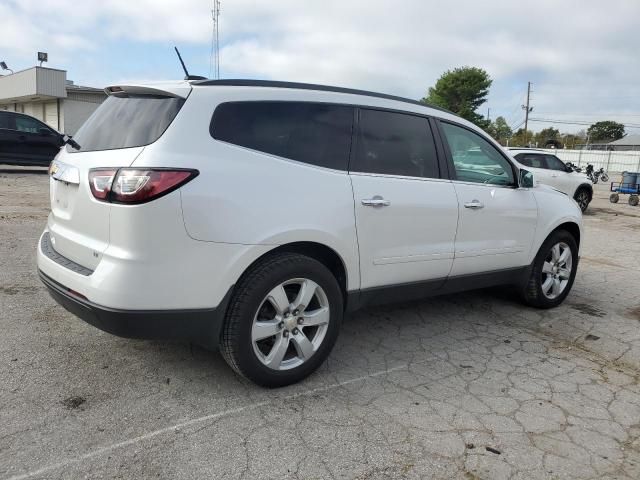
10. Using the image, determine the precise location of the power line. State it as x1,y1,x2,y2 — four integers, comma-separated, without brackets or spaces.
529,118,640,130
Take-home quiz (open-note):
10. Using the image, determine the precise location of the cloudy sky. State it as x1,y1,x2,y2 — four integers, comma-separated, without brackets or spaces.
1,0,639,133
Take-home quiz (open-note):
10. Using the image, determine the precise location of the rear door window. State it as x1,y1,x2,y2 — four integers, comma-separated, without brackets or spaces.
351,108,439,178
515,153,547,169
70,94,184,152
211,101,353,170
0,112,13,129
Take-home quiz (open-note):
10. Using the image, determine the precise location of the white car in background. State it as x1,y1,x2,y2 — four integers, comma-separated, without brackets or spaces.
507,148,593,212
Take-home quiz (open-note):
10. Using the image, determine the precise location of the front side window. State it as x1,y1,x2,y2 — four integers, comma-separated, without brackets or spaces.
515,153,547,169
440,122,515,186
545,155,567,171
211,101,353,170
351,109,439,178
70,94,185,152
15,115,42,133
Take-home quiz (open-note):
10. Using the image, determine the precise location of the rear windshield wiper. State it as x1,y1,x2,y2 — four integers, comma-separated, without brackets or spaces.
61,134,81,151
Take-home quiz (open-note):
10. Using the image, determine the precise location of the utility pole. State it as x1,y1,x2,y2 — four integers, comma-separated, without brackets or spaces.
210,0,221,79
487,107,491,122
522,82,533,145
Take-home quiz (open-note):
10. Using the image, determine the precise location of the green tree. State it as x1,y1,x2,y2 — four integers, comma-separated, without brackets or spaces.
421,67,492,128
510,128,535,147
587,121,625,142
535,127,560,147
487,116,512,145
559,132,585,149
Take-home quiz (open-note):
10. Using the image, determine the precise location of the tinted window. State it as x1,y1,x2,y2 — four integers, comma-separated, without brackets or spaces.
352,109,438,178
211,102,353,170
545,155,566,171
15,115,43,133
515,153,547,169
70,94,184,152
0,112,11,129
441,122,515,186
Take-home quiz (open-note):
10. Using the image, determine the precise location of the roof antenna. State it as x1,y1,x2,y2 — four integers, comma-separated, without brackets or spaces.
174,46,207,81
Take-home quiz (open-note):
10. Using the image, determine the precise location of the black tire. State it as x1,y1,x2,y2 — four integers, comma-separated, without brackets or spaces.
220,252,343,387
629,195,639,207
520,230,578,309
574,187,591,213
610,193,619,204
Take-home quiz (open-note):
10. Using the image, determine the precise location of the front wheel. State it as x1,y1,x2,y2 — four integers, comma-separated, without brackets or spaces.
520,230,578,309
220,252,343,387
601,173,609,182
630,195,639,207
574,188,591,212
610,193,619,203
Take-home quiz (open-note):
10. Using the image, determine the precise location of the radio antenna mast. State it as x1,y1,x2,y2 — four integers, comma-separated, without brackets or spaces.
210,0,221,79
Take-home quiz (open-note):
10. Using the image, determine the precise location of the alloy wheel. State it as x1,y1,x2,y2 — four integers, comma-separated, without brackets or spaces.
251,278,330,371
576,191,589,211
541,242,573,300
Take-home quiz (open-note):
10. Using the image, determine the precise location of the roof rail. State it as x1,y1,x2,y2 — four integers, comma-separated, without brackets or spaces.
192,79,453,114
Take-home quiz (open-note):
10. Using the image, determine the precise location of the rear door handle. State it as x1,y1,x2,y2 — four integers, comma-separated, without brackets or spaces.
362,196,391,207
464,200,484,209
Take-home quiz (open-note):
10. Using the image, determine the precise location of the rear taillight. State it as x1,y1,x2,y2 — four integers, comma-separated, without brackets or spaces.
88,168,198,204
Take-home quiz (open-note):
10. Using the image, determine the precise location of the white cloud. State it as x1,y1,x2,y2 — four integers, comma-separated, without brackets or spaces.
1,0,639,131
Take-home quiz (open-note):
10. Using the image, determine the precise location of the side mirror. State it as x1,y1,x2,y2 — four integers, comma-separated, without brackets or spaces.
39,127,52,136
519,169,535,188
565,165,573,173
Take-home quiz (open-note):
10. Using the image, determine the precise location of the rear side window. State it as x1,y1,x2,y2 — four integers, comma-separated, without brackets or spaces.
351,109,439,178
70,94,184,152
211,102,353,170
515,153,547,169
0,112,13,129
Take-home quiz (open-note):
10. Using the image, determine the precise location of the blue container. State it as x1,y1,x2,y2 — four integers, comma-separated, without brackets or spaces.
621,171,639,187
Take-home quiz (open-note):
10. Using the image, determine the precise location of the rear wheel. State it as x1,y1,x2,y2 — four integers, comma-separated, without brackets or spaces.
629,195,639,207
574,188,591,212
610,193,619,203
220,252,342,387
520,230,578,309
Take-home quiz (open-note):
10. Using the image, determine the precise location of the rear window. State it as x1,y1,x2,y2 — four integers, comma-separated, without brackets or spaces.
69,94,184,152
211,101,353,170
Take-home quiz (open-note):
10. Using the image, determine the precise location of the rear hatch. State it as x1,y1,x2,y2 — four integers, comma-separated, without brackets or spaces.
47,83,190,270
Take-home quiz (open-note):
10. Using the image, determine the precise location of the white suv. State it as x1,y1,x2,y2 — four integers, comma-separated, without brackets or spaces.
38,80,583,387
507,148,593,212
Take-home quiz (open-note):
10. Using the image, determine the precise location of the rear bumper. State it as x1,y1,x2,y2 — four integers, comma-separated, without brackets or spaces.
39,270,228,347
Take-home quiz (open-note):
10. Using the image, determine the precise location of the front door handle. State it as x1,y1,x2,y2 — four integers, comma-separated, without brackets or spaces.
464,200,484,209
362,196,391,207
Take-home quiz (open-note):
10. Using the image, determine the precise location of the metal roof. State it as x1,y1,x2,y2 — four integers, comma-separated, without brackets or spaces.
607,134,640,146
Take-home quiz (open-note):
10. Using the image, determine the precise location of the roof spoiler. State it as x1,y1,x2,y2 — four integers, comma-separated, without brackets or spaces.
104,83,191,99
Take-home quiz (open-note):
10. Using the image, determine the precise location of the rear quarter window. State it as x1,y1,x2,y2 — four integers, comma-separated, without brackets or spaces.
70,94,184,152
210,101,353,170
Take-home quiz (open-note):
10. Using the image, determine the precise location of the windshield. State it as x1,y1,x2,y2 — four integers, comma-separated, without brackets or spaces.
69,94,184,152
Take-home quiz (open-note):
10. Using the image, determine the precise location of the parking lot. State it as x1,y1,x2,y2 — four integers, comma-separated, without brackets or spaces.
1,170,639,480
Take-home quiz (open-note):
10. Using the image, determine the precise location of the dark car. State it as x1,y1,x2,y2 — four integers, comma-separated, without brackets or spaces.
0,111,64,166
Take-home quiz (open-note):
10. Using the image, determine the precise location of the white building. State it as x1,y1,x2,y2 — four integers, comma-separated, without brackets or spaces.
0,66,106,135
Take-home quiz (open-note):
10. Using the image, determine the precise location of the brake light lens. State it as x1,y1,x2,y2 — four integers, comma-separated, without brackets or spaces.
88,169,117,200
88,168,198,204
